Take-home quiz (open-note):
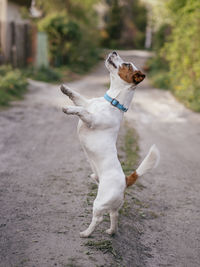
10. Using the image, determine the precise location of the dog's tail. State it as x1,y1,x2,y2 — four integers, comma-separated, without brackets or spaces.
126,144,160,187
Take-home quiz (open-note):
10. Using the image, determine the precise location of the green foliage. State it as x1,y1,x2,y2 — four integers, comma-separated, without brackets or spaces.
0,65,12,76
163,0,200,111
35,0,99,15
147,0,200,111
24,66,61,82
166,0,187,14
102,0,147,49
103,0,123,48
125,0,147,48
38,10,100,71
38,13,81,66
121,128,139,175
146,54,170,90
150,71,171,90
153,23,171,51
35,0,100,72
0,66,28,106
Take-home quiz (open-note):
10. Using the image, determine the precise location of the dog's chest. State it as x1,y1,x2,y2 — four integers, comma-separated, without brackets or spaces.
77,99,122,153
87,98,122,129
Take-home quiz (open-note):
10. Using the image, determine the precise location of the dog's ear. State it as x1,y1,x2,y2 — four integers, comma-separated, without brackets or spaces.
118,64,145,84
132,70,145,84
118,64,135,83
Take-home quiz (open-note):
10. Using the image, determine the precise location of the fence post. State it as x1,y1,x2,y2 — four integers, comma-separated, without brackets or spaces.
35,32,49,68
10,21,17,67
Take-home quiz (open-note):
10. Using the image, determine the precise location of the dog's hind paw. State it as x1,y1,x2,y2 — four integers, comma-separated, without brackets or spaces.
80,231,90,238
105,228,115,235
90,173,99,184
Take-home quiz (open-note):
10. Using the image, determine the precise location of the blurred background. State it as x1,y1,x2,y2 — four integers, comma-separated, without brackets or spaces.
0,0,199,111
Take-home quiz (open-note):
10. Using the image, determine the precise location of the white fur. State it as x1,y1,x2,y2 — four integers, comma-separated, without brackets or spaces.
136,144,160,176
60,52,159,237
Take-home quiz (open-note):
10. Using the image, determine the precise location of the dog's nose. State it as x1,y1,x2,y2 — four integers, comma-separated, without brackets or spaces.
112,51,117,56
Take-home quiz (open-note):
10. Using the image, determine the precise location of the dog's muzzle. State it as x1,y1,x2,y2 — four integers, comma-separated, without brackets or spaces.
107,51,118,69
108,57,117,69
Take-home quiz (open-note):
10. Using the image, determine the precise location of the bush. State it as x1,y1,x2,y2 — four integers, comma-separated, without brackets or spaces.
153,23,171,51
150,71,171,90
38,12,100,71
24,66,61,82
146,54,170,90
38,13,81,66
0,67,28,106
102,0,147,49
0,65,12,76
147,0,200,111
163,0,200,111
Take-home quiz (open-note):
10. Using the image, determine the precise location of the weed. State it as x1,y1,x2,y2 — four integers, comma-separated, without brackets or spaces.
121,128,139,176
65,257,82,267
87,191,97,197
90,183,98,191
23,66,61,83
84,240,121,259
86,197,92,206
135,181,146,190
0,66,28,107
119,200,130,216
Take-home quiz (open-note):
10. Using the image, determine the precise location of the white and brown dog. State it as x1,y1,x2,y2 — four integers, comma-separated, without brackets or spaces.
60,51,160,237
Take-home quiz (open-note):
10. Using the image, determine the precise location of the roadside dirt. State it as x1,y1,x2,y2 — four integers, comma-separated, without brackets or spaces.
0,51,200,267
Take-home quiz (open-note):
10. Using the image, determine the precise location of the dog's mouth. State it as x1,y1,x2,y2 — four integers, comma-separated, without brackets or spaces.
107,57,117,69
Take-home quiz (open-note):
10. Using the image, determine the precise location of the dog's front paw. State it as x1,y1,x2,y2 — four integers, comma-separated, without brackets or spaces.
105,228,115,236
60,84,69,94
62,107,75,115
80,230,90,238
60,84,74,99
62,107,69,114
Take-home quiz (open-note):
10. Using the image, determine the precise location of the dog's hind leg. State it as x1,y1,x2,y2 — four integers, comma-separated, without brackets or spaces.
88,158,99,184
60,84,88,107
80,208,103,238
106,210,119,235
62,106,94,128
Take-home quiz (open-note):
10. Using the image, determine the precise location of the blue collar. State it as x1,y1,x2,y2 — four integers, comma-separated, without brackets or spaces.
104,93,128,112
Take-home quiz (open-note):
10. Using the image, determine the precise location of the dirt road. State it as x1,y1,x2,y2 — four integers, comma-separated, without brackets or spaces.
0,51,200,267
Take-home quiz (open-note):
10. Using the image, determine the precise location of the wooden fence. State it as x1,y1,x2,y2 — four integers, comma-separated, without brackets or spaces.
0,21,36,67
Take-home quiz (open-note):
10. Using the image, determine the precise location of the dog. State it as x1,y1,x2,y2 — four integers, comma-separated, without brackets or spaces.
60,51,160,237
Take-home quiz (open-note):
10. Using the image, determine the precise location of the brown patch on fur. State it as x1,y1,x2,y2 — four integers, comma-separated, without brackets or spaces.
118,64,145,84
126,171,138,187
118,64,135,83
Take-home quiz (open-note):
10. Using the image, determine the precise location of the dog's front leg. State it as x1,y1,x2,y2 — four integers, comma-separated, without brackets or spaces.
60,84,88,107
62,106,94,128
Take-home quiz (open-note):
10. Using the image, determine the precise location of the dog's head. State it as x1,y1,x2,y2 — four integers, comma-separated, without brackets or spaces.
105,51,145,85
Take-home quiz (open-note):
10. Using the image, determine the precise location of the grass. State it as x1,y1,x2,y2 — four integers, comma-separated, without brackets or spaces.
23,65,85,84
120,127,139,176
84,240,121,260
23,66,61,83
